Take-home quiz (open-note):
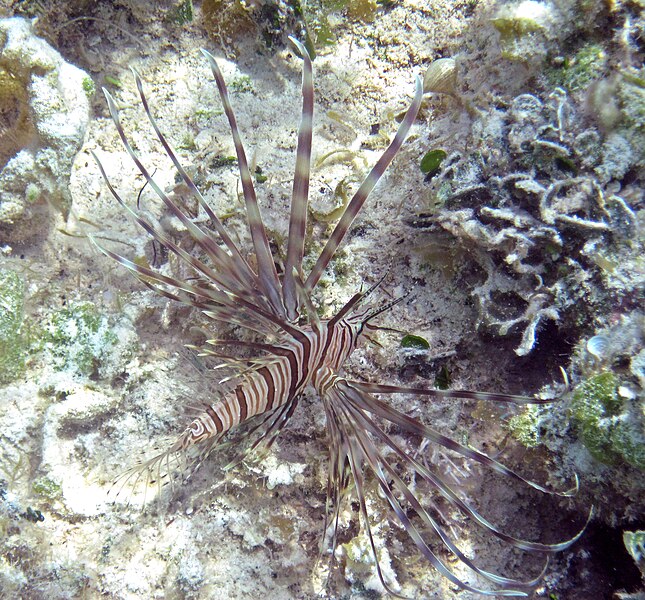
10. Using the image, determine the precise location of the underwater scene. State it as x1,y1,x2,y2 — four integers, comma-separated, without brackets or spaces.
0,0,643,598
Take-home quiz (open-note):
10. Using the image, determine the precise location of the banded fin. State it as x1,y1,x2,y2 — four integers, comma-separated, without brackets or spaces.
201,49,286,320
283,37,314,321
317,379,590,597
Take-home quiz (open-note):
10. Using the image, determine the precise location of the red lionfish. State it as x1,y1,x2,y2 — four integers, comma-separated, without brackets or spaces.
92,38,587,597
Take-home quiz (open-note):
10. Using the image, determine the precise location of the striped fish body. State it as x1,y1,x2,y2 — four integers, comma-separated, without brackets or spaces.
179,317,363,450
97,40,589,596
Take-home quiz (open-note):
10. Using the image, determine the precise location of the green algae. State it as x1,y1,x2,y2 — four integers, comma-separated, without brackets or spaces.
229,74,253,94
0,269,27,384
400,334,430,350
81,76,96,100
508,404,542,448
166,0,193,25
571,372,644,469
420,149,447,177
31,476,62,503
546,44,607,92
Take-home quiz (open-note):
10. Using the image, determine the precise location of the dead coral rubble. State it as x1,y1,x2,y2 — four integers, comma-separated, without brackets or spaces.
414,87,640,356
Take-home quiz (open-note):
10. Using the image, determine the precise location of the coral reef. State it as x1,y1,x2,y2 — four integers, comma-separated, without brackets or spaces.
42,301,128,378
0,0,641,598
0,17,91,241
414,83,641,357
409,5,644,593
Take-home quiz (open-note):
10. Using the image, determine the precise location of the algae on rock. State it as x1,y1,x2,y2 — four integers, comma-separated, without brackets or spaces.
0,17,91,240
571,371,644,469
414,81,640,357
42,302,118,378
0,269,27,383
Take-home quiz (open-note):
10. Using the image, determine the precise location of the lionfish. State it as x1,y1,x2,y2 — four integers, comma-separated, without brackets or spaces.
92,38,586,597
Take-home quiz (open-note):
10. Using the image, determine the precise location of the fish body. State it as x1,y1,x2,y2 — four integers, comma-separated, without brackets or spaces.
180,313,363,449
93,37,589,597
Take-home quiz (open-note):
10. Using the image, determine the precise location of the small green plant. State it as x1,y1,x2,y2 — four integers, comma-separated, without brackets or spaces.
508,405,542,448
166,0,193,25
32,477,62,502
254,165,268,183
104,75,122,88
25,183,40,203
420,149,447,176
178,133,196,150
194,108,223,121
229,74,253,94
82,76,96,99
546,44,607,92
400,334,430,350
210,155,238,170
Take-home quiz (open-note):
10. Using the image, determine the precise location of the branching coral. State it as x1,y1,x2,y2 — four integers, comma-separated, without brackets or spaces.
414,85,641,356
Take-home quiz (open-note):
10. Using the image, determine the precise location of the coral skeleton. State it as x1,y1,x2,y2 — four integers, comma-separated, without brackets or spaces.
413,84,639,357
